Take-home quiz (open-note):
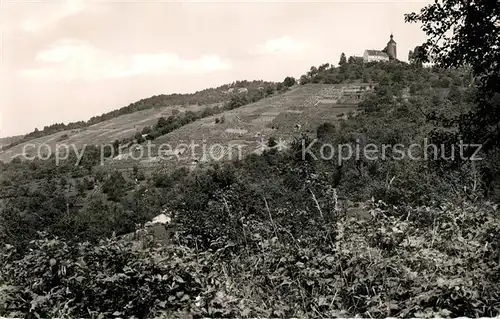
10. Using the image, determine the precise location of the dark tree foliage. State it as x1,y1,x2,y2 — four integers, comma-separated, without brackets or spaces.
102,171,128,202
316,122,336,141
339,52,347,66
283,76,296,87
267,136,277,147
405,0,500,149
408,45,427,65
318,63,330,72
405,0,499,90
299,75,309,85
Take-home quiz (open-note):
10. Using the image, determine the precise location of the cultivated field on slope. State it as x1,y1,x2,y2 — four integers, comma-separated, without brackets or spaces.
0,103,216,163
0,136,24,149
108,83,373,172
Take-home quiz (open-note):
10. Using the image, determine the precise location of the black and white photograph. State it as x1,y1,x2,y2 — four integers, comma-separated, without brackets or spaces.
0,0,499,317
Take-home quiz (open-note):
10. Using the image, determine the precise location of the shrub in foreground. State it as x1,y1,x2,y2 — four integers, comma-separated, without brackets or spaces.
1,201,500,318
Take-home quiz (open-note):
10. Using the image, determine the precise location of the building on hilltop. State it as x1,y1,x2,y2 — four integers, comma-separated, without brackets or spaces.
363,50,389,63
363,34,397,63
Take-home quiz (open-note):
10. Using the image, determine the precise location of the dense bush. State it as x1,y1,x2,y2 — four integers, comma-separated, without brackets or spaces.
2,201,500,317
0,233,224,318
283,76,296,87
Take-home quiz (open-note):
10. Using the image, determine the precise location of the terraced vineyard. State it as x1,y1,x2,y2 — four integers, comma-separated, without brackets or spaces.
0,83,373,171
0,103,214,163
107,83,374,172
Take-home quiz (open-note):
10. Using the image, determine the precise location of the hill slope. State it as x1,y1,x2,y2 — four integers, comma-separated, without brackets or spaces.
106,83,373,171
0,103,215,163
0,83,372,166
0,136,23,149
1,80,276,151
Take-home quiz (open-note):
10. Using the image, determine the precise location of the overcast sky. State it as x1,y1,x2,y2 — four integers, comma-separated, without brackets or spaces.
0,0,431,137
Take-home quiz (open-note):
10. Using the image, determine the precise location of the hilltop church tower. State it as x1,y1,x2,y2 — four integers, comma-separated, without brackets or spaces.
386,34,397,60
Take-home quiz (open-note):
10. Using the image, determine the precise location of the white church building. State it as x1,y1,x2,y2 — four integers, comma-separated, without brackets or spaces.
363,34,397,63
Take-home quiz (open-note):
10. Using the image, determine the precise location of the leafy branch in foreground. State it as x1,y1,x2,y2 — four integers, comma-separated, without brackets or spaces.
405,0,500,149
405,0,499,90
1,202,500,318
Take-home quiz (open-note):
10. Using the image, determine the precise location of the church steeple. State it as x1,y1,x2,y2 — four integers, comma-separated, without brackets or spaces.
388,34,396,44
